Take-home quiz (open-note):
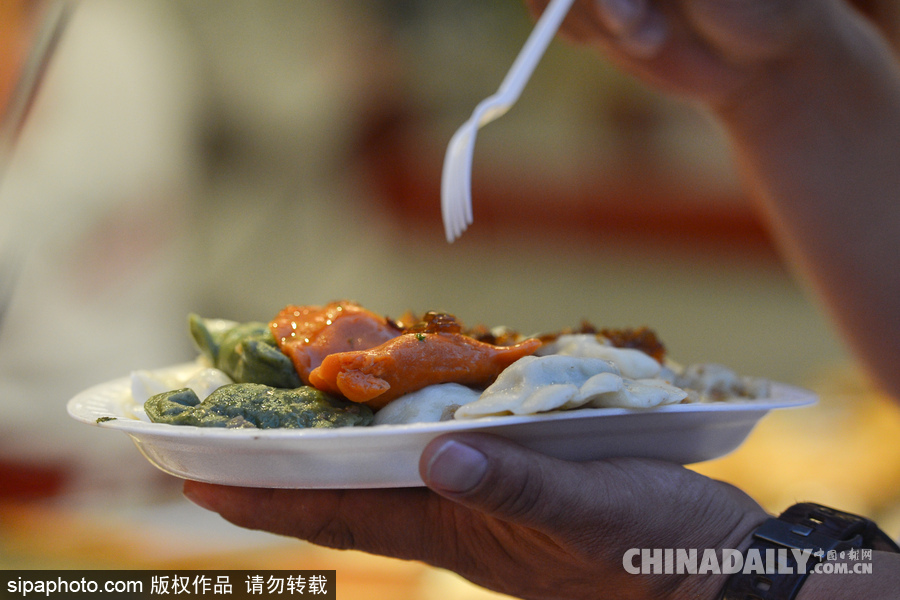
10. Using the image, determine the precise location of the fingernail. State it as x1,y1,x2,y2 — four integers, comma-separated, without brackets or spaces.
425,440,488,494
623,9,667,57
596,0,644,35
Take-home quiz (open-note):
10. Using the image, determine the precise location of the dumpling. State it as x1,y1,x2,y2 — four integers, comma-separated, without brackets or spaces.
585,378,687,408
537,334,662,379
455,355,688,419
131,366,232,404
455,355,621,418
373,383,481,425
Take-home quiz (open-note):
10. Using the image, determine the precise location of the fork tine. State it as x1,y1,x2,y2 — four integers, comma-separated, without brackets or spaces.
442,115,480,242
441,148,454,242
452,155,470,240
441,127,468,242
457,119,476,232
460,142,474,228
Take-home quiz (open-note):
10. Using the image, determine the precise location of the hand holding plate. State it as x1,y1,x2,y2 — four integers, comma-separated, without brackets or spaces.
184,433,768,600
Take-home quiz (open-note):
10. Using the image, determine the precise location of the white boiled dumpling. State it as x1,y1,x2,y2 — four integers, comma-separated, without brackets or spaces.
183,368,234,401
455,355,621,418
537,334,662,379
131,365,232,405
586,378,687,408
373,383,481,425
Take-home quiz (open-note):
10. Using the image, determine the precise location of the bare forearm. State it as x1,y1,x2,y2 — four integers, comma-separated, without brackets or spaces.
715,2,900,398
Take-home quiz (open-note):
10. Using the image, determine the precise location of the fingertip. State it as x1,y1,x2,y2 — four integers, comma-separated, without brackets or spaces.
421,439,489,494
421,434,564,528
183,480,218,512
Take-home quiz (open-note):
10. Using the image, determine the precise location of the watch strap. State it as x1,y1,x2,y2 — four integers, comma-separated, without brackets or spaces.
721,502,899,600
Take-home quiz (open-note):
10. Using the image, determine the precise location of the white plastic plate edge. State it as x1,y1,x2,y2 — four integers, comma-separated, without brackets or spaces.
67,363,817,488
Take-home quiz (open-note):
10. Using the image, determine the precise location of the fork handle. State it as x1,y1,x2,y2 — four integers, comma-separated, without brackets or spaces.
497,0,577,101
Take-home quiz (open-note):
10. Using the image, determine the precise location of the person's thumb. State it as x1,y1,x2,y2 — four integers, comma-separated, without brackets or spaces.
419,432,609,532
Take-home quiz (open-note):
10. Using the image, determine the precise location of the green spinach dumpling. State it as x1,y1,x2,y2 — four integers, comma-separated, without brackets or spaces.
189,314,301,388
145,383,373,429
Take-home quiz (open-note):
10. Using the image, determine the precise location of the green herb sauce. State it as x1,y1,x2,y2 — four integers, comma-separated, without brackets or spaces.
145,383,373,429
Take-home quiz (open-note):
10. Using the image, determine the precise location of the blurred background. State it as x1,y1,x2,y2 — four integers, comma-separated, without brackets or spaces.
1,0,900,597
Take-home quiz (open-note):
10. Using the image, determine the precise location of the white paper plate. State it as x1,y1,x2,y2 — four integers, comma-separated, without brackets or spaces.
67,363,816,488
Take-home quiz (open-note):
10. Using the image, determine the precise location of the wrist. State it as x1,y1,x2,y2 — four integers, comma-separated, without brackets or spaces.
668,508,769,600
718,503,900,600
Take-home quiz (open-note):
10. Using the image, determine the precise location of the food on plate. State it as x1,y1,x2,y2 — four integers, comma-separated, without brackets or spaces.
137,300,771,429
270,301,402,385
586,326,666,363
372,383,481,425
674,363,770,402
537,333,666,379
190,315,301,388
144,383,373,429
454,355,688,418
132,366,233,405
308,324,541,409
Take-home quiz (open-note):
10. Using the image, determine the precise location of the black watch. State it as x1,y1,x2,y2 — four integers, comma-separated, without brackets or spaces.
720,502,900,600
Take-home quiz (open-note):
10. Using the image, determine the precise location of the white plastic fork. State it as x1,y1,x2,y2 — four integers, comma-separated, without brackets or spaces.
440,0,576,242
